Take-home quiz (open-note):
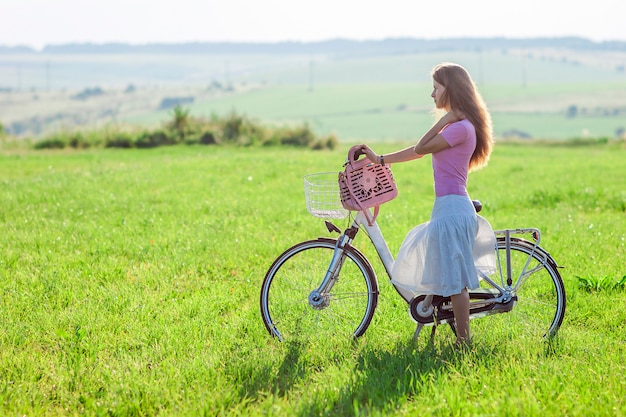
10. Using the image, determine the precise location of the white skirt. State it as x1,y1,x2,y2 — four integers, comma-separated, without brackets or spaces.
391,194,497,297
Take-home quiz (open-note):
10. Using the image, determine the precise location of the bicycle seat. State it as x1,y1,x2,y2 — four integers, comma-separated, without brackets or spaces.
472,200,482,213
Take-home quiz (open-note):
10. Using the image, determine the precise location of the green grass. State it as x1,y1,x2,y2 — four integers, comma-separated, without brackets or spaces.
1,142,625,416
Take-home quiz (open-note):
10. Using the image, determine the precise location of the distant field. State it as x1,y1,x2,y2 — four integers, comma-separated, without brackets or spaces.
1,49,625,140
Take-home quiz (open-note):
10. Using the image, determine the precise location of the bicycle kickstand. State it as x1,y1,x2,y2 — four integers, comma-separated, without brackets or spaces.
413,324,423,341
413,324,438,342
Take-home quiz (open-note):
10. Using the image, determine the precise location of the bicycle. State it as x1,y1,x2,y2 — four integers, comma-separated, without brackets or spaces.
259,164,566,343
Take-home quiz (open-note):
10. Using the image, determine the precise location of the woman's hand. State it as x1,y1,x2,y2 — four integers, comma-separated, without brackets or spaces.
358,144,379,164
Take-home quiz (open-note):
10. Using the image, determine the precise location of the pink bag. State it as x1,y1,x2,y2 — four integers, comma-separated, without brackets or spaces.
338,145,398,225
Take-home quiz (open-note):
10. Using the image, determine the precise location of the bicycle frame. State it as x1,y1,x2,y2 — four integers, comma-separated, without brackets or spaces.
352,211,415,303
260,205,564,341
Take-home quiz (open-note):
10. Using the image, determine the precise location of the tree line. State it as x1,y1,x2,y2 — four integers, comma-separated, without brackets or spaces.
29,107,338,151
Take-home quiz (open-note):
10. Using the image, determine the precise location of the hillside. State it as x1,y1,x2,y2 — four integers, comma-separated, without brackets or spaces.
1,37,625,140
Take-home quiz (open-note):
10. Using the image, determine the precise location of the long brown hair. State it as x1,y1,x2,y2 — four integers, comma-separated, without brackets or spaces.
432,62,493,171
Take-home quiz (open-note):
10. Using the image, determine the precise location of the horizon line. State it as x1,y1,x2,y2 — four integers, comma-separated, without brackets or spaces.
2,35,625,52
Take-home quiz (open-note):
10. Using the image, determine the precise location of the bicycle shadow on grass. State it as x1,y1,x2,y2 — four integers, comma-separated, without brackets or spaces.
232,331,567,415
320,337,494,416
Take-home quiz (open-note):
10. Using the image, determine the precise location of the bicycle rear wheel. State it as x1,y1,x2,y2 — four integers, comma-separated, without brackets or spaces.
477,238,566,340
260,239,378,341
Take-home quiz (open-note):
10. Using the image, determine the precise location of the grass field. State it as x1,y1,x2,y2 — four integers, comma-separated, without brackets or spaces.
1,141,625,415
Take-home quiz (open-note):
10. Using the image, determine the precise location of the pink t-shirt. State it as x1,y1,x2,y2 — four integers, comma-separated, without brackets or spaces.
432,119,476,197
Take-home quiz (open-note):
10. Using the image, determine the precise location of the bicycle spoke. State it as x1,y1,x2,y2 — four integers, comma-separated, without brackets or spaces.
329,291,373,301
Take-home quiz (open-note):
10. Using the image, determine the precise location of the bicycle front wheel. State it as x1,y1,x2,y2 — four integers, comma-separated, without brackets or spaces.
260,239,378,342
477,237,566,340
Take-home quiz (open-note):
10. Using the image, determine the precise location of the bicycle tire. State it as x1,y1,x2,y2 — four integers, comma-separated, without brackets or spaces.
476,237,566,339
260,238,379,341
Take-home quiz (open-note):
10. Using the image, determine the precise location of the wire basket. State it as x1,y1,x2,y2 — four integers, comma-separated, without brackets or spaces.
303,172,349,219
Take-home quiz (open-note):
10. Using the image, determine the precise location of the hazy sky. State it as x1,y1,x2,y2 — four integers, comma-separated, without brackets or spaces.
3,0,624,50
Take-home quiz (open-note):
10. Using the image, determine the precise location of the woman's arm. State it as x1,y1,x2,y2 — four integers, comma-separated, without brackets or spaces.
360,110,465,164
413,110,465,155
359,144,422,165
413,134,450,155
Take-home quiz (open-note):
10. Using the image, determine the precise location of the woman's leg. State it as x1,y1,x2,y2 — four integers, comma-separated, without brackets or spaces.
450,288,471,344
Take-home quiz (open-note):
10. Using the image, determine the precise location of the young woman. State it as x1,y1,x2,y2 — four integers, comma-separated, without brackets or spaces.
359,62,494,345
